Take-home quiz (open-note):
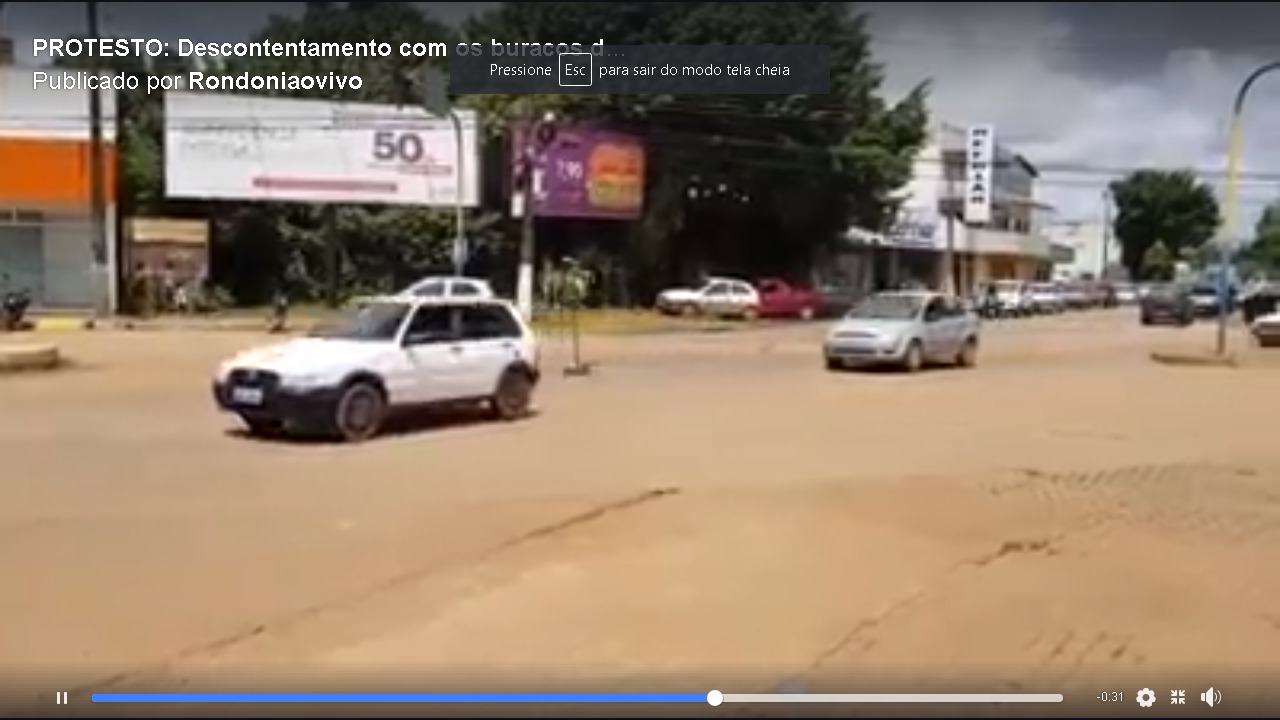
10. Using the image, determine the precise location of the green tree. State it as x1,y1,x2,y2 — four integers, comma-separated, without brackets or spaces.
1109,169,1220,281
1238,201,1280,276
464,2,929,290
1141,240,1175,281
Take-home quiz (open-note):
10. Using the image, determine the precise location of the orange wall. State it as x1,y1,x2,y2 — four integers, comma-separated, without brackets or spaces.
0,137,117,206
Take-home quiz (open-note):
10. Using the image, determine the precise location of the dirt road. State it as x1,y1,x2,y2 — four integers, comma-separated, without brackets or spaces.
3,311,1278,712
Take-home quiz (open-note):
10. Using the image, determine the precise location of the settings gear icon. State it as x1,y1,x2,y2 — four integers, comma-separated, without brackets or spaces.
1136,688,1157,707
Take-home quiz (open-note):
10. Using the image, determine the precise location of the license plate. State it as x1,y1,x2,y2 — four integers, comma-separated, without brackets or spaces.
231,386,264,406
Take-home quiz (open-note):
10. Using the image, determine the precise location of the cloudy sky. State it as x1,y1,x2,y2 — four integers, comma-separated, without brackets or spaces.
4,1,1279,232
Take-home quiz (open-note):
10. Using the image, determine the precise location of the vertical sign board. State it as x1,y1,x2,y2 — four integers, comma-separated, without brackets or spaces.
164,91,480,207
964,125,995,224
511,124,645,219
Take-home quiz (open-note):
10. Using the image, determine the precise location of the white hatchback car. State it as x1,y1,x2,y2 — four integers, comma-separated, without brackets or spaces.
213,296,539,442
824,291,981,372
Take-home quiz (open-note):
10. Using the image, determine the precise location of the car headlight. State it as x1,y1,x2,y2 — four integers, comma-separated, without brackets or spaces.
278,373,331,390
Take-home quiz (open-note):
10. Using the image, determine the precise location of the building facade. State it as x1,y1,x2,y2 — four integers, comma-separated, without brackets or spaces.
0,61,119,311
879,123,1057,294
1048,221,1123,280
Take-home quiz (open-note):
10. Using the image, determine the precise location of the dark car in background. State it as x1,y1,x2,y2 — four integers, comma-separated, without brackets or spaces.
1241,282,1280,324
1140,284,1194,326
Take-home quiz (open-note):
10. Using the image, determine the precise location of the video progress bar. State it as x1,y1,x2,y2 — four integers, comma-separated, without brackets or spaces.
92,692,1065,705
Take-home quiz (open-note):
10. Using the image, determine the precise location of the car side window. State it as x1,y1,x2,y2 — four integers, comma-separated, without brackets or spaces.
451,281,481,297
412,281,445,297
923,298,945,322
403,306,455,345
732,282,754,296
460,305,522,340
704,282,729,297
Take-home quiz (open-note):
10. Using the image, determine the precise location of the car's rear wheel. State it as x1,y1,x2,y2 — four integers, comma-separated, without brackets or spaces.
491,369,533,421
956,338,978,368
742,306,760,322
241,414,284,438
333,380,385,443
680,303,699,317
902,340,924,373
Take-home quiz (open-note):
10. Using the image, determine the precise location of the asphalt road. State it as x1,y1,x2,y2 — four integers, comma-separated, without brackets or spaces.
3,310,1279,713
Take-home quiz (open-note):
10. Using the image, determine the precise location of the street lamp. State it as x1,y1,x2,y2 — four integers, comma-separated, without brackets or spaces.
401,66,468,276
1218,59,1280,355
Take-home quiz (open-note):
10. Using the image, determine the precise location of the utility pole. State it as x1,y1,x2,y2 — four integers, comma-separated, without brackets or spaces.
515,110,556,320
943,158,958,294
1101,188,1112,280
86,0,111,317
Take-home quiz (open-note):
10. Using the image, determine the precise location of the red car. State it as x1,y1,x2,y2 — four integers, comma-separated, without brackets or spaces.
756,278,822,320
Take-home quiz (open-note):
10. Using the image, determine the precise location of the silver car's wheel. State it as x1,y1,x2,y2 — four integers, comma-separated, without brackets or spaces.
902,341,924,373
956,338,978,368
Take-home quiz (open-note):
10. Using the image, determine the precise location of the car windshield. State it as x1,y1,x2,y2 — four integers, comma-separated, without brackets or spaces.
1190,286,1217,297
846,294,924,320
318,301,410,341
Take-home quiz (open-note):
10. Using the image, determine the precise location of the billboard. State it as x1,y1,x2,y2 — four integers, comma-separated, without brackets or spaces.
964,124,994,224
164,91,479,207
514,124,644,219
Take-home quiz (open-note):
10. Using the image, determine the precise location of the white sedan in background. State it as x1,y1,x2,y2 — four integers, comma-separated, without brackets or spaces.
656,277,761,319
397,276,495,299
1028,282,1066,314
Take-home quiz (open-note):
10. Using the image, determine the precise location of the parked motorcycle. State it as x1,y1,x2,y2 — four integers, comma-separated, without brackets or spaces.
2,289,32,331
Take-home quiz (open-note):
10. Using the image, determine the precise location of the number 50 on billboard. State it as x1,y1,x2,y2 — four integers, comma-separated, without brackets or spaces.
164,92,480,207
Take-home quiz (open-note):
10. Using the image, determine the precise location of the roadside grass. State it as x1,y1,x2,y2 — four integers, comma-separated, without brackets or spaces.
111,305,750,336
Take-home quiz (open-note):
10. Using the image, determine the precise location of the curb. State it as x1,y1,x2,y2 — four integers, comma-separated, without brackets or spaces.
31,318,97,332
1149,351,1237,368
0,343,62,374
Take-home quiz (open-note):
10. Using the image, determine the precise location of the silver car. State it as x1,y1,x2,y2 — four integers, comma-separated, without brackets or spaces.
823,291,981,372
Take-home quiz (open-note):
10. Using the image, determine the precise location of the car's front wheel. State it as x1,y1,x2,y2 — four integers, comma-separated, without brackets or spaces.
825,356,842,372
333,380,386,443
956,338,978,368
491,369,534,421
901,340,924,373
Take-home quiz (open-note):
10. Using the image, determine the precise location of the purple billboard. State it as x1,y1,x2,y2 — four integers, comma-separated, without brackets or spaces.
513,124,646,220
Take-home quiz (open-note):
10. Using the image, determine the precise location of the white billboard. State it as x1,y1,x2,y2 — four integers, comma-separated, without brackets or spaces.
964,124,994,224
164,92,479,207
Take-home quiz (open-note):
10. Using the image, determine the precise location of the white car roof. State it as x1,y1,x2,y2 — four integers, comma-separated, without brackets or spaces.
360,294,517,310
399,276,494,295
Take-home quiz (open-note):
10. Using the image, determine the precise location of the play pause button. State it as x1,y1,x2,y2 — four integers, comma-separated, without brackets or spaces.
55,691,69,705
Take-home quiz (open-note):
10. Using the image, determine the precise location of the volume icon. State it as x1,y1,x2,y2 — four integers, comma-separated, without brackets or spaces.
1201,687,1223,707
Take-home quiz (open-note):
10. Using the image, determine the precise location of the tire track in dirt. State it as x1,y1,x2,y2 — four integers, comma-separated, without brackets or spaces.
75,488,681,695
